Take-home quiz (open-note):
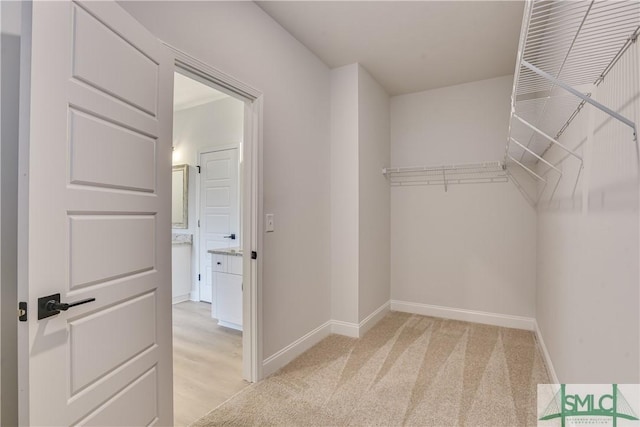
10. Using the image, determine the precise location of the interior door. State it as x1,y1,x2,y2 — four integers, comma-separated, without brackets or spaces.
199,148,239,306
18,1,173,425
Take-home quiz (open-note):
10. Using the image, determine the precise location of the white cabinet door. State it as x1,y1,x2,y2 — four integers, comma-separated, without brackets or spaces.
215,272,243,330
172,245,192,303
199,148,239,303
19,1,173,425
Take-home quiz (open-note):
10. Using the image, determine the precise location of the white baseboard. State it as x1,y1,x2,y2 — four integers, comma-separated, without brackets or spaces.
262,320,332,378
262,302,391,376
172,294,190,305
331,301,390,338
358,301,390,336
534,320,559,384
331,320,359,337
390,300,535,331
217,320,242,332
260,301,544,381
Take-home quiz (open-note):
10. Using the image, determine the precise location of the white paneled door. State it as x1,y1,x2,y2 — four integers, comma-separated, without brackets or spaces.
199,149,240,307
19,1,173,425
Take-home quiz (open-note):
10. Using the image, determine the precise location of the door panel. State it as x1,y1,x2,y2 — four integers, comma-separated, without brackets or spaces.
69,109,156,192
71,4,159,115
69,215,155,288
77,368,158,427
198,149,239,305
20,1,173,425
206,188,230,206
69,292,156,393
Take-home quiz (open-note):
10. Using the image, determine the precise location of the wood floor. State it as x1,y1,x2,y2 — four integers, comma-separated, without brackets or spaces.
173,301,249,426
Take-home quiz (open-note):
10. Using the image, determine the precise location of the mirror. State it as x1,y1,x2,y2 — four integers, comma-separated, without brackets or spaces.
172,164,189,229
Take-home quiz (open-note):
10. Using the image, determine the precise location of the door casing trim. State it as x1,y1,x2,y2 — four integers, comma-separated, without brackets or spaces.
167,42,264,383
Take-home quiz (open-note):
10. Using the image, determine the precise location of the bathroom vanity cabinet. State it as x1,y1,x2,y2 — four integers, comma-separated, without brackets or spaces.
172,234,192,304
209,248,243,331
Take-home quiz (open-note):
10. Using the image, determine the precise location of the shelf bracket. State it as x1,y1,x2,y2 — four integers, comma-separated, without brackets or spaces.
521,60,637,141
513,114,583,162
442,169,447,192
510,137,562,175
508,155,547,184
508,156,548,205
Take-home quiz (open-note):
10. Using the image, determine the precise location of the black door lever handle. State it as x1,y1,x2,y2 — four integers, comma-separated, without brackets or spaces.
46,297,95,312
224,233,236,240
38,293,96,320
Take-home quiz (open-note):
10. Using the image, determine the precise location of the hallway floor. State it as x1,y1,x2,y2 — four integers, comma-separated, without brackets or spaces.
173,301,248,426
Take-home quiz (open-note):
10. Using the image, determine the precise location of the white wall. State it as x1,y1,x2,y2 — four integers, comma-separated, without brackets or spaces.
173,96,244,166
330,64,390,328
357,65,390,322
536,41,639,383
390,76,537,319
172,96,244,299
122,1,332,360
391,75,514,165
330,64,359,324
1,1,21,424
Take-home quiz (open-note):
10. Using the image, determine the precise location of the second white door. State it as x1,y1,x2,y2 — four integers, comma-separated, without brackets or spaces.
199,148,240,308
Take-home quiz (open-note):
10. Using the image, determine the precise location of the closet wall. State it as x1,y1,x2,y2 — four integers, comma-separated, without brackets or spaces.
357,65,391,323
536,41,639,383
390,76,537,321
330,63,390,330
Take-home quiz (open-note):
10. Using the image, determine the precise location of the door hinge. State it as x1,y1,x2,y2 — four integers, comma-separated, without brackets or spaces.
198,274,201,281
18,302,27,321
198,219,200,227
197,165,201,174
251,251,257,260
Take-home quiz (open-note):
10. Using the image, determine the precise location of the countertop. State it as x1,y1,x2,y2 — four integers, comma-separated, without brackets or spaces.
172,233,193,245
208,247,243,257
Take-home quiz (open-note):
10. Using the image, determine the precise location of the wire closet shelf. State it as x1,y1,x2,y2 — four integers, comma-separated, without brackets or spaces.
382,162,508,190
504,0,640,205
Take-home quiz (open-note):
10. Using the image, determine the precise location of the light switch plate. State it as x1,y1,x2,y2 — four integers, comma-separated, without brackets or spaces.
265,214,275,232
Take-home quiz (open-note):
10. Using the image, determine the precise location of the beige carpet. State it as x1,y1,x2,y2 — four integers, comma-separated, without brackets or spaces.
192,312,549,426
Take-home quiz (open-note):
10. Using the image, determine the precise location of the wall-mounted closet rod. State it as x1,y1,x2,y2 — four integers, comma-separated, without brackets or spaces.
522,60,637,138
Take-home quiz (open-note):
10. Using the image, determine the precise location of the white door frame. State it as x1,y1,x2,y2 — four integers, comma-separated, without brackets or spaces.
167,44,263,382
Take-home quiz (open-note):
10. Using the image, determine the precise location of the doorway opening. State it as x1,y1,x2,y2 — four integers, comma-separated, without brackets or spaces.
170,68,252,426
